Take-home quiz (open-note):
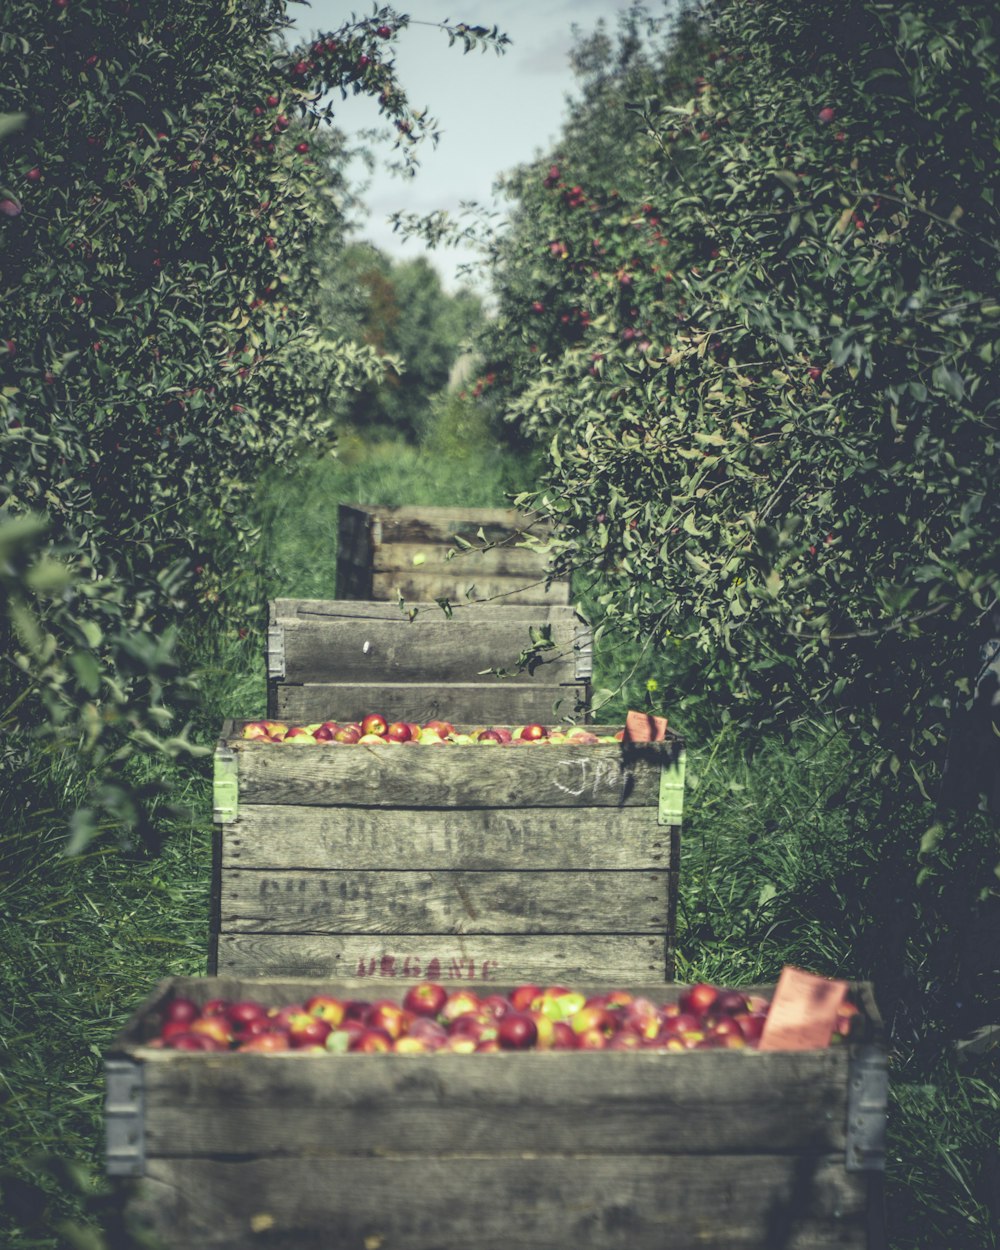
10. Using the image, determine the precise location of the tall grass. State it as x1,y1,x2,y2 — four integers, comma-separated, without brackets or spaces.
1,417,997,1249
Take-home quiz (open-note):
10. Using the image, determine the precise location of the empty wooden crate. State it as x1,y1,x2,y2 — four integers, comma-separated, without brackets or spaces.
336,503,569,605
266,597,592,725
210,725,685,983
105,974,888,1250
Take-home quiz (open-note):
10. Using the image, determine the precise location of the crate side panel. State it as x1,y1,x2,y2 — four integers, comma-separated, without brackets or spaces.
221,806,673,871
235,742,668,808
218,869,670,934
272,600,580,625
140,1048,849,1157
278,616,579,684
271,681,588,726
363,505,551,544
129,1154,870,1250
211,932,669,982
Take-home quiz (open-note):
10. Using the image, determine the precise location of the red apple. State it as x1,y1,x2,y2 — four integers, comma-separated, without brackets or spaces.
508,984,542,1013
393,1036,434,1053
405,1018,448,1048
497,1011,538,1050
402,981,448,1018
569,1004,618,1038
574,1026,609,1050
475,1038,502,1053
517,723,547,741
551,1021,578,1049
422,719,454,739
679,982,719,1017
360,713,388,737
159,1019,194,1043
349,1028,393,1053
162,997,199,1026
442,1035,478,1053
439,989,481,1023
660,1011,701,1037
333,725,360,744
189,1017,232,1046
202,998,231,1017
242,721,270,740
312,722,339,741
714,989,750,1016
609,1031,643,1050
385,721,412,742
448,1012,498,1044
365,1001,412,1041
168,1032,225,1052
288,1013,333,1049
479,994,512,1021
239,1031,290,1052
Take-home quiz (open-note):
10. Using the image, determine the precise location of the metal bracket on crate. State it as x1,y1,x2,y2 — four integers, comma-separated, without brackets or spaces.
846,1045,888,1172
658,750,686,826
105,1059,145,1177
213,745,239,824
574,620,594,682
267,622,286,680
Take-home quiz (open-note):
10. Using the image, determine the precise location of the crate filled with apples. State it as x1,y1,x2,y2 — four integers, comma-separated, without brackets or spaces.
105,973,886,1250
211,716,685,985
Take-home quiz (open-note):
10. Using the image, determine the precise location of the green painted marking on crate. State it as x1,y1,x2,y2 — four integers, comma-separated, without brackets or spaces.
658,751,686,826
213,747,238,824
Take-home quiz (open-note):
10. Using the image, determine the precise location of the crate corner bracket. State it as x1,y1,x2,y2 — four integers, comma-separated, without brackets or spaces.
105,1058,145,1177
846,1044,888,1172
214,745,239,824
658,749,686,826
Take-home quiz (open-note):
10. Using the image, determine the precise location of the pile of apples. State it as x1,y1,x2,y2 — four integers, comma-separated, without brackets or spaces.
147,981,860,1053
241,715,624,746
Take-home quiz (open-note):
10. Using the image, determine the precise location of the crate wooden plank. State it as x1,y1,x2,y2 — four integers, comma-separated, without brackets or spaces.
372,540,549,578
272,598,578,625
275,616,580,684
221,806,676,871
234,740,673,809
212,932,672,982
349,503,553,546
219,869,670,934
137,1047,850,1156
271,681,591,726
125,1154,871,1250
371,569,570,605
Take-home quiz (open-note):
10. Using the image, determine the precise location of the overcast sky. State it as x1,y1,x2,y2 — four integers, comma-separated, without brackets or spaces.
289,1,660,292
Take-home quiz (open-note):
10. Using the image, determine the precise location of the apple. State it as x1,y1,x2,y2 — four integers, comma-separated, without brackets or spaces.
416,729,445,746
497,1011,537,1050
159,1019,195,1043
189,1017,232,1046
479,994,512,1021
475,1038,502,1053
168,1032,226,1052
239,1031,290,1052
439,989,481,1023
333,725,360,744
393,1036,434,1053
282,726,314,741
405,1018,448,1048
365,1001,412,1040
574,1026,609,1050
442,1035,478,1053
660,1011,701,1036
162,997,200,1026
569,1004,617,1038
508,984,542,1013
357,733,389,745
566,729,600,744
304,994,346,1025
288,1013,333,1049
527,1011,555,1049
349,1028,393,1053
550,1021,578,1049
535,990,586,1022
402,982,448,1018
448,1013,498,1044
422,719,454,739
242,721,271,740
360,713,388,737
386,721,412,742
312,722,339,742
202,998,231,1017
477,727,511,744
714,989,750,1016
517,723,547,741
679,982,719,1017
609,1032,643,1050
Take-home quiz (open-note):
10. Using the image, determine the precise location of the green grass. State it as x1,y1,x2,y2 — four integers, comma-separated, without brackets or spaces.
1,430,997,1249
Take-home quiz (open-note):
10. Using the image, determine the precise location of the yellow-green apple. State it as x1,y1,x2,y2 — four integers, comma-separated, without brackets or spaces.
535,990,586,1022
569,1004,617,1038
357,733,390,745
443,1035,478,1053
417,729,446,746
527,1010,555,1049
304,994,346,1025
402,982,448,1017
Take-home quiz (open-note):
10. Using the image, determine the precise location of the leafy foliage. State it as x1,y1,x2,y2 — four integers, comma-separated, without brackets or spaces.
486,0,1000,811
0,2,507,848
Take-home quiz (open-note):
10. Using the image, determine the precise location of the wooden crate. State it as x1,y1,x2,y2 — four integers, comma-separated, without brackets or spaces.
210,723,685,984
105,975,888,1250
336,503,570,605
267,597,592,725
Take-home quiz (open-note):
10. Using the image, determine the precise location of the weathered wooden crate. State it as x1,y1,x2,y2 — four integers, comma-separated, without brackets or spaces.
267,597,592,724
105,975,888,1250
336,503,569,605
210,724,685,984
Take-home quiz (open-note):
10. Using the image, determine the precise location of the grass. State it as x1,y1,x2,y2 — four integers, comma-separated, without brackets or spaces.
1,424,997,1248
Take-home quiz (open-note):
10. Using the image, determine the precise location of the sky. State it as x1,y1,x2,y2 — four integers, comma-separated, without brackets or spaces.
288,1,655,293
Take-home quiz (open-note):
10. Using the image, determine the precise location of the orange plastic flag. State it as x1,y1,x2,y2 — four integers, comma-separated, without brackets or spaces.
758,966,849,1052
624,710,670,742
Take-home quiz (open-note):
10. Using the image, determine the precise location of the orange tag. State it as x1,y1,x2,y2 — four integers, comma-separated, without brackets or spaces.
624,710,670,742
758,966,849,1052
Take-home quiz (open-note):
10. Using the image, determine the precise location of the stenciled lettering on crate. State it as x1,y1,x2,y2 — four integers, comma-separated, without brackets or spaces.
210,725,685,984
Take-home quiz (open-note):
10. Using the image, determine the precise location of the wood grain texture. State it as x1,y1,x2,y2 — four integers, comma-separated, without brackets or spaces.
124,1154,871,1250
371,569,571,605
271,598,583,626
342,503,555,545
220,806,677,870
211,932,672,982
276,615,580,684
138,1047,850,1156
372,541,550,579
233,739,676,809
218,869,671,934
271,681,589,725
